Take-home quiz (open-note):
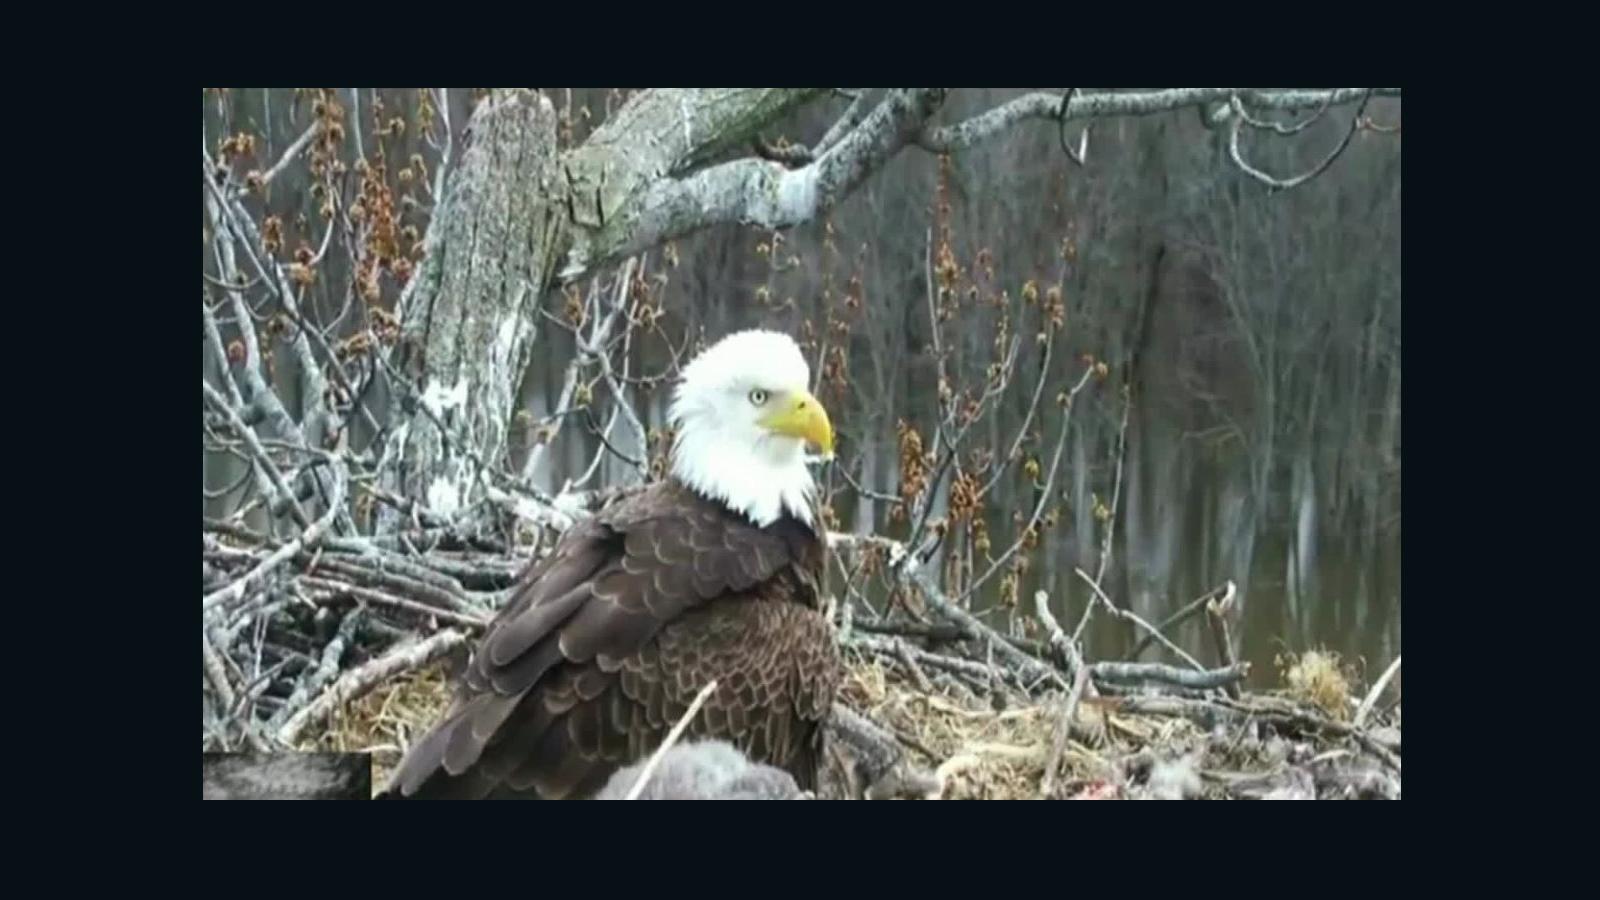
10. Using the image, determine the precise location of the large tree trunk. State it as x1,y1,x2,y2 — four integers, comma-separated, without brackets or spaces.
387,89,562,519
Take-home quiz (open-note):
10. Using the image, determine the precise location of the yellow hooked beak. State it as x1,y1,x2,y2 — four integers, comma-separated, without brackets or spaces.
760,390,834,459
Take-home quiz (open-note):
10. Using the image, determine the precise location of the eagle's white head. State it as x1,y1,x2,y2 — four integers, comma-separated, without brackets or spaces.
668,329,834,529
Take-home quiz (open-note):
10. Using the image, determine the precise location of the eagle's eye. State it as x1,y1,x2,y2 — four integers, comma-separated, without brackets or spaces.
748,388,769,406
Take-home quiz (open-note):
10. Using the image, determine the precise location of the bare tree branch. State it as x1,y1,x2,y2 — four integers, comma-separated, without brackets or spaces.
1354,655,1401,728
1228,90,1376,191
1074,567,1207,672
919,88,1398,152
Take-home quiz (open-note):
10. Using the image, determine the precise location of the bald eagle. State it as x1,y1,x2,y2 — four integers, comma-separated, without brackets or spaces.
382,330,843,799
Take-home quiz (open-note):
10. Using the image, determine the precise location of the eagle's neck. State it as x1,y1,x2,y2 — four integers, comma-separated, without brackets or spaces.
668,426,817,531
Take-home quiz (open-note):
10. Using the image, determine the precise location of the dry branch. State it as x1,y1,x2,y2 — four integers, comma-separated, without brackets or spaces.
622,679,719,800
1354,655,1401,728
1074,568,1206,672
1206,583,1242,700
1032,590,1081,676
1090,661,1248,690
1040,663,1091,797
1131,581,1233,658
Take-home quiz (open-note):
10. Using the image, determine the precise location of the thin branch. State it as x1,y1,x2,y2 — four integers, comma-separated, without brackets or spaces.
918,88,1399,153
976,332,1052,499
835,458,900,505
200,380,313,530
521,260,636,481
1031,590,1081,676
1228,89,1375,191
298,576,488,629
1206,583,1242,700
248,123,318,195
1131,581,1234,658
1093,386,1132,585
1040,663,1090,797
1056,88,1088,166
1354,655,1401,728
623,679,719,800
1074,567,1206,672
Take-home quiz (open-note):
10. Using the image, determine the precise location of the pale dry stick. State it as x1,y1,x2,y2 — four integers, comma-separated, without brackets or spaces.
349,89,363,159
1068,386,1132,645
203,630,239,716
298,576,488,629
1354,655,1401,728
1228,89,1375,191
624,679,719,800
1040,663,1092,797
1130,581,1233,658
1205,582,1242,699
1094,389,1133,585
576,279,649,483
521,260,637,482
1074,568,1206,672
201,300,247,410
249,123,318,194
1091,661,1248,690
430,88,453,201
201,172,306,449
279,629,468,747
893,641,933,692
1032,589,1081,676
905,227,949,553
977,333,1053,500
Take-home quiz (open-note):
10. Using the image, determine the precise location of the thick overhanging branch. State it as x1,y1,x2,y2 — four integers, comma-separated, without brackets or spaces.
563,89,946,278
561,88,1398,284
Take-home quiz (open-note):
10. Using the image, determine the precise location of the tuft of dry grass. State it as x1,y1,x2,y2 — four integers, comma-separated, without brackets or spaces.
1276,649,1355,721
301,661,452,793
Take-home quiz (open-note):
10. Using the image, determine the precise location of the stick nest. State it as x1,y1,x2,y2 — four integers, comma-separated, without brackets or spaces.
298,649,1400,800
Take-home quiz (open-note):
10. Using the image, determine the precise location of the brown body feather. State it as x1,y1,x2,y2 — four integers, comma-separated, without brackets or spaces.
382,479,840,799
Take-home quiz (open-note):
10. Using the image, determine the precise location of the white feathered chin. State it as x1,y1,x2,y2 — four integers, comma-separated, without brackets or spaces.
667,330,823,529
